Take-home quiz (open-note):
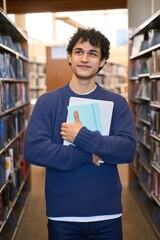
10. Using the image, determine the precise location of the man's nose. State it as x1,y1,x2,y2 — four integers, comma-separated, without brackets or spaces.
81,53,89,62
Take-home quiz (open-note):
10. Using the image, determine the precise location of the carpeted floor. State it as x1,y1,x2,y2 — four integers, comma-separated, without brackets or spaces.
15,164,158,240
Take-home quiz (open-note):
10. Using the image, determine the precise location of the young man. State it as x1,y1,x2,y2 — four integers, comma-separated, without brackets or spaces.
24,28,136,240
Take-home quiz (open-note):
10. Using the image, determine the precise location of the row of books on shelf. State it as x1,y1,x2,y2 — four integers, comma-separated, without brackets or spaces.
0,155,29,226
29,62,46,74
135,109,160,142
96,75,126,86
131,101,160,134
130,78,151,100
0,53,28,80
0,129,29,225
0,82,29,113
130,49,160,77
0,135,26,185
131,29,160,56
0,108,28,151
130,78,160,103
0,142,24,184
0,34,27,58
102,62,127,76
29,75,46,88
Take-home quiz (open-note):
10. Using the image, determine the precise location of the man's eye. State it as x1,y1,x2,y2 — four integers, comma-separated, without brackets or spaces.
90,52,97,57
75,51,82,55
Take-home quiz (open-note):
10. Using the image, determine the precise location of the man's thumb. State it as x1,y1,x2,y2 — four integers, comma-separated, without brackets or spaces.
74,110,80,122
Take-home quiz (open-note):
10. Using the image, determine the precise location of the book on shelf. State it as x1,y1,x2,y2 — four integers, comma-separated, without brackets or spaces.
151,140,160,166
151,79,160,104
0,34,3,44
151,49,160,74
140,124,150,146
0,193,3,226
0,117,7,150
139,103,150,122
150,30,160,47
130,59,141,78
142,168,152,191
64,97,114,145
150,110,160,136
135,78,151,99
151,79,157,102
157,80,160,103
2,183,10,213
5,156,12,181
13,42,24,55
140,39,149,52
130,34,144,56
0,155,5,188
139,143,151,165
1,35,14,50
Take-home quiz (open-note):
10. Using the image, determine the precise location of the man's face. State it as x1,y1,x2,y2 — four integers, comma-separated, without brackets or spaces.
68,39,105,80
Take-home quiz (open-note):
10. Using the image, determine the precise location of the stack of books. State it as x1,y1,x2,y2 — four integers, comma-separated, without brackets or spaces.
64,97,114,146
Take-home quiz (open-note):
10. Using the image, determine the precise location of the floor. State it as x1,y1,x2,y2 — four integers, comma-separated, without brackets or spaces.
15,164,159,240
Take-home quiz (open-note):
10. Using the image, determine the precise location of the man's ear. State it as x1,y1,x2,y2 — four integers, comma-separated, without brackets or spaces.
100,58,106,68
68,54,71,65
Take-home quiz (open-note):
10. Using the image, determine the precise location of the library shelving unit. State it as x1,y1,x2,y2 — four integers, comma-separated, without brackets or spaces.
0,8,31,240
29,60,46,104
128,10,160,238
96,62,128,99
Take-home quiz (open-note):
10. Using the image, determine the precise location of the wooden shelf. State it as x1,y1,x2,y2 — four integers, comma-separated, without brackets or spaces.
0,8,30,240
129,9,160,239
96,62,128,98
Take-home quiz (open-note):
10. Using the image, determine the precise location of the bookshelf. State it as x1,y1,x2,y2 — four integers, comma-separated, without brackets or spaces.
129,9,160,238
0,8,31,240
29,61,46,104
96,62,128,99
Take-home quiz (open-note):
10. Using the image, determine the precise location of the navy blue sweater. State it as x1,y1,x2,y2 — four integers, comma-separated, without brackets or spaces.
24,83,136,217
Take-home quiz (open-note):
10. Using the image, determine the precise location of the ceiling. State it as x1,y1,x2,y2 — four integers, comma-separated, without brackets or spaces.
0,0,127,14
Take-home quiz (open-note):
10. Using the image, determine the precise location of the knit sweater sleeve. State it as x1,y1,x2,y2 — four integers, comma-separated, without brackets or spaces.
24,95,92,171
73,96,136,165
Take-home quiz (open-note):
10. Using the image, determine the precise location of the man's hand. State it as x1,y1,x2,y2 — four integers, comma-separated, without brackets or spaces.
92,154,103,166
61,111,83,143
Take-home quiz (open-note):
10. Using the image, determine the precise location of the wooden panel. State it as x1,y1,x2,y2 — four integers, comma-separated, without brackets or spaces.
0,0,127,14
46,46,72,92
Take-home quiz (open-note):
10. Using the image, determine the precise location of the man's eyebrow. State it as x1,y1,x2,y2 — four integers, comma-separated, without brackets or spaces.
74,47,83,51
73,48,98,53
89,49,99,53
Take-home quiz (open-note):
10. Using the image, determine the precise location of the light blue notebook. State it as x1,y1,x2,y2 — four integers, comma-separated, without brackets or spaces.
67,102,102,132
64,97,114,146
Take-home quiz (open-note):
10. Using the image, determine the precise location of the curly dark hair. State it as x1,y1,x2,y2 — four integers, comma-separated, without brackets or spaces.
67,27,110,61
